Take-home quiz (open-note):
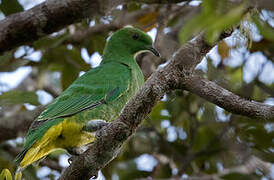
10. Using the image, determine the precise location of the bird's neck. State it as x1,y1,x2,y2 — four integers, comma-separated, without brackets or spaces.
101,42,137,66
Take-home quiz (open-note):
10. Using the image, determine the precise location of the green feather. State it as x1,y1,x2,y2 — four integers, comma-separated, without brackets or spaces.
37,62,130,121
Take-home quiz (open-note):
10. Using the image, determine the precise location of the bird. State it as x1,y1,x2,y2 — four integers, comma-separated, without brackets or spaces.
15,26,160,169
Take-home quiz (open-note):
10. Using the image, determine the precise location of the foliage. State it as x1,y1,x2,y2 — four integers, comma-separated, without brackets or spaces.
0,90,39,106
0,0,273,180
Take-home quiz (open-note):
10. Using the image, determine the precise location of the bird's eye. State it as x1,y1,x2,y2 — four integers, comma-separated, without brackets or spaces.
132,33,139,40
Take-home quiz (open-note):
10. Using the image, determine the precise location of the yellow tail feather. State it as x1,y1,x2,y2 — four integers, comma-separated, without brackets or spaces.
0,169,12,180
19,119,95,169
20,123,62,168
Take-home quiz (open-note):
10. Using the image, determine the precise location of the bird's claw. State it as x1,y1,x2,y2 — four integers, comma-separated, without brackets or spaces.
68,157,72,165
68,156,76,165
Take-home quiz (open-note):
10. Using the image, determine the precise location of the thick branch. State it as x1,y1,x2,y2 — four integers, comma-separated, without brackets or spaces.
183,76,274,120
0,0,104,54
0,0,186,55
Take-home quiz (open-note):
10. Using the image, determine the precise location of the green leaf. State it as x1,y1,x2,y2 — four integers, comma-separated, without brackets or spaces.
0,90,39,106
0,51,12,66
227,67,243,91
61,64,79,90
192,125,217,152
241,123,274,149
179,2,245,44
205,4,245,44
67,48,90,71
33,33,69,50
0,59,30,72
22,165,40,180
0,169,12,180
252,14,274,41
202,0,216,14
148,102,169,128
179,0,217,44
41,46,90,72
85,35,106,55
154,163,172,178
127,2,141,12
207,58,219,81
253,86,268,101
179,14,210,44
0,51,14,72
0,0,23,16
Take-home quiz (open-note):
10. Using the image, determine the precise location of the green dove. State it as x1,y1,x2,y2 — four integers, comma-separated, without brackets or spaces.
16,27,160,169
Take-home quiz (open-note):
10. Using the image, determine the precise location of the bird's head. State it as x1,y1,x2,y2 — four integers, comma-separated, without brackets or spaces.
105,26,160,58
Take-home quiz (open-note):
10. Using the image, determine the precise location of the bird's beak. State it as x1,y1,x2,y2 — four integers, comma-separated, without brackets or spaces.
147,46,160,57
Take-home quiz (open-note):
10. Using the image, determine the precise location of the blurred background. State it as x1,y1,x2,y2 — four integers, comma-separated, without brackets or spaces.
0,0,273,179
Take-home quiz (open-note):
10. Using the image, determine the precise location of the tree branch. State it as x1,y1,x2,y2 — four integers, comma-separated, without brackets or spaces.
137,156,272,180
183,76,274,120
254,79,274,97
0,0,186,55
0,0,103,54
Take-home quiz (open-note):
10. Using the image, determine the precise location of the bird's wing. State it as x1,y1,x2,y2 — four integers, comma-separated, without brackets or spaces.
33,62,131,126
15,62,131,163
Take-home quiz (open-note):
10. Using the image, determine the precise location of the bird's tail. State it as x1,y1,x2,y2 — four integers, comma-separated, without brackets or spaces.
22,135,62,169
14,139,48,170
14,148,28,165
17,125,62,169
18,138,51,169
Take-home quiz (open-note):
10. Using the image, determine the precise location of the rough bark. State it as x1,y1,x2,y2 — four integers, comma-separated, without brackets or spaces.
0,0,186,55
60,33,274,179
0,0,104,54
183,76,274,120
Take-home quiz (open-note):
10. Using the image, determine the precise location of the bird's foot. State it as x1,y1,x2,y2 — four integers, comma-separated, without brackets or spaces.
68,156,75,165
68,156,77,165
82,120,109,132
67,147,81,165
